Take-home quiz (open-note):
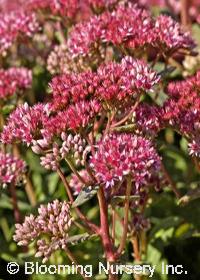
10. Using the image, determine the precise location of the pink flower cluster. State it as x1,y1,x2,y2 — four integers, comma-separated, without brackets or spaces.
90,133,161,188
96,57,160,102
154,15,195,51
26,0,80,19
68,15,106,58
50,71,95,111
0,67,32,100
133,103,162,137
14,200,72,263
1,103,50,145
1,99,100,147
161,72,200,156
0,10,39,53
65,100,101,130
50,56,159,110
0,152,26,187
68,3,194,58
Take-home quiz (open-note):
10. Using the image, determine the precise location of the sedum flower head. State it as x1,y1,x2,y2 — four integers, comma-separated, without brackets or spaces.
155,15,195,51
64,100,101,131
1,103,50,145
90,133,161,188
0,10,39,53
50,56,159,111
133,103,162,137
49,71,94,111
68,14,106,58
14,200,72,263
0,67,32,100
0,152,26,187
96,56,160,102
26,0,80,19
67,2,194,58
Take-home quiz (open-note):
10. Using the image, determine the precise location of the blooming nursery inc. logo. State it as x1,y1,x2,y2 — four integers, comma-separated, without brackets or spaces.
0,0,200,279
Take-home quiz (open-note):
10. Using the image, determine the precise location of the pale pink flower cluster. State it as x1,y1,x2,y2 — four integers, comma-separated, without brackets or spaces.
39,133,88,170
14,200,72,263
0,152,26,187
0,10,39,53
0,67,32,99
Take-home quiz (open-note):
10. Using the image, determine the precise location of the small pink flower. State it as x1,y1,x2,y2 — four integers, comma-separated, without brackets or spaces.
1,103,50,145
0,10,39,53
90,133,161,188
155,15,195,51
65,100,101,131
0,67,32,100
0,152,26,187
26,0,80,19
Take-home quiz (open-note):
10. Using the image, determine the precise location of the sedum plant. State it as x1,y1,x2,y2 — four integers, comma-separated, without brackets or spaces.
0,0,200,280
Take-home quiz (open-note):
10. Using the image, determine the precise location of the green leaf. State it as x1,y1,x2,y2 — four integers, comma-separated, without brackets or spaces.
67,233,96,245
1,104,15,115
72,185,100,208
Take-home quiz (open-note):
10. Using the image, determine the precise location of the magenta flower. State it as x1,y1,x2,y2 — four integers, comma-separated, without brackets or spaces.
0,152,26,187
133,104,162,137
14,200,72,263
0,10,39,53
67,3,194,58
65,100,101,131
1,103,50,145
49,71,94,111
95,57,160,102
90,133,161,188
26,0,80,19
155,15,195,51
102,3,155,47
50,56,159,111
68,15,105,58
0,67,32,100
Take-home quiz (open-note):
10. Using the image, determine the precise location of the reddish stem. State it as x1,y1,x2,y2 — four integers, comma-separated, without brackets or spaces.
111,96,141,128
10,184,21,223
57,167,99,234
180,0,191,28
161,162,181,199
97,186,116,262
117,177,132,255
